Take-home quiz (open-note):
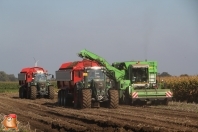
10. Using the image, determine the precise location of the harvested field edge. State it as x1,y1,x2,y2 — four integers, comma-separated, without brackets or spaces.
0,93,197,132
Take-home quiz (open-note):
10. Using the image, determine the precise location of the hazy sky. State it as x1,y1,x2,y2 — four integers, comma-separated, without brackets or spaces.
0,0,198,77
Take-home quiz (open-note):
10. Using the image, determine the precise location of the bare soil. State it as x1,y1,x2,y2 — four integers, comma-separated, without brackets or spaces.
0,93,198,132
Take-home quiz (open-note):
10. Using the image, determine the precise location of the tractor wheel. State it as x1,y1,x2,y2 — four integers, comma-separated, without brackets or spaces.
74,87,79,109
30,86,37,100
19,86,24,99
162,99,169,105
131,100,135,106
26,87,30,99
48,86,55,99
60,90,65,106
58,90,61,106
81,89,91,109
124,88,131,105
109,89,119,109
58,90,65,106
63,90,68,106
74,96,79,109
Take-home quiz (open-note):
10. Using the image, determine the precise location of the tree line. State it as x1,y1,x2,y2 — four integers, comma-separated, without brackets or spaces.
0,71,17,81
159,72,192,77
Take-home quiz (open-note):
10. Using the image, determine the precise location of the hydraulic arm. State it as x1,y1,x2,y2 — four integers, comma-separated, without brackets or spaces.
78,49,125,83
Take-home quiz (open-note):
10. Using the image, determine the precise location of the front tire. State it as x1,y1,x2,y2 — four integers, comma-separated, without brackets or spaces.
19,86,24,99
58,90,61,106
80,89,91,109
30,86,37,100
48,86,55,99
63,90,68,107
109,89,119,109
74,86,80,109
162,99,169,105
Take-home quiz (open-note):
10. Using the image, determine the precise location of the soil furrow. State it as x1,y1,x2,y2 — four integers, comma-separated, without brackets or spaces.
0,93,198,132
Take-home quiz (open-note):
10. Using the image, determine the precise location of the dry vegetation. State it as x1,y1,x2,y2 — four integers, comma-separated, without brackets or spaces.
160,76,198,103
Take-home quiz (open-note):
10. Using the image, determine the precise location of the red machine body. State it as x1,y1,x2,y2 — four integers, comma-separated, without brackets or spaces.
56,59,105,108
18,66,54,100
57,59,100,89
18,67,47,85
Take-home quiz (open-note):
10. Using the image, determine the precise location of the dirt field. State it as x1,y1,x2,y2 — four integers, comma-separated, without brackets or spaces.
0,93,198,132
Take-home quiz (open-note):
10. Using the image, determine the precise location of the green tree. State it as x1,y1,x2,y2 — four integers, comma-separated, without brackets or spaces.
180,74,188,77
8,74,17,81
0,71,17,81
160,72,171,77
0,71,9,81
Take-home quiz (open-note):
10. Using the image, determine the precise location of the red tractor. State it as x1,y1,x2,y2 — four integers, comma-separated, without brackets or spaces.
18,67,55,100
56,59,118,109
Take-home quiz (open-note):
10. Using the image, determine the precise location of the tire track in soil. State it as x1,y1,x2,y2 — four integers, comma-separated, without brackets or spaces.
119,105,198,119
0,94,157,130
0,103,54,132
0,94,198,132
40,103,173,131
0,96,136,132
0,95,158,132
117,105,198,126
112,105,198,128
0,97,102,132
72,107,197,131
41,102,198,132
51,110,170,132
31,100,198,132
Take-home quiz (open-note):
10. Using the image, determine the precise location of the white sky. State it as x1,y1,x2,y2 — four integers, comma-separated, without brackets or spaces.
0,0,198,76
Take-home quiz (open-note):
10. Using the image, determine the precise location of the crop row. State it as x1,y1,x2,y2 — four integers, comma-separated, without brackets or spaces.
160,76,198,103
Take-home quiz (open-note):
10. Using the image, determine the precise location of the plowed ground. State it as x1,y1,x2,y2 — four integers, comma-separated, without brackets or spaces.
0,93,198,132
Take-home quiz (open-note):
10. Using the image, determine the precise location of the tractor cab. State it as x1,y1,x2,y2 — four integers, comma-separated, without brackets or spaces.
84,67,105,82
130,64,150,89
31,72,50,96
82,66,108,102
33,73,47,82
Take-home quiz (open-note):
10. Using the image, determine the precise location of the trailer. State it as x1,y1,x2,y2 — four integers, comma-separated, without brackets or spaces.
55,59,118,109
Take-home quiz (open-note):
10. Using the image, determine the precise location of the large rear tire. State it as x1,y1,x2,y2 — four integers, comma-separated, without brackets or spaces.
30,86,37,100
109,89,119,109
63,90,68,107
26,87,30,99
19,86,24,99
124,88,131,105
58,90,65,106
162,99,169,105
81,89,91,109
48,86,55,99
60,90,65,106
74,86,79,109
58,90,61,106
